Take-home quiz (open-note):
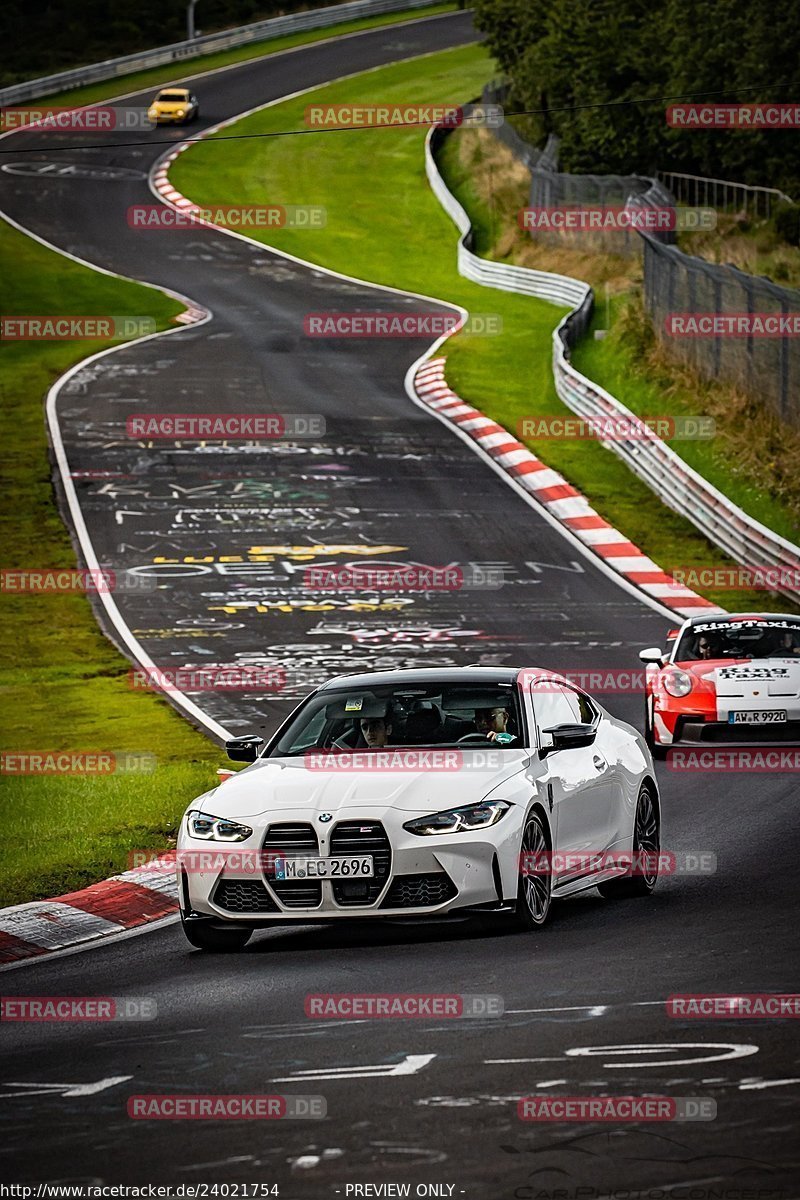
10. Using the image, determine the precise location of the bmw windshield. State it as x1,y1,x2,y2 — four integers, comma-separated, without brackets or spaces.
268,681,525,757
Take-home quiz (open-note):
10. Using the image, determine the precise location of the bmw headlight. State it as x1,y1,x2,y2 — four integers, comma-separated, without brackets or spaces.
403,800,511,836
187,810,252,841
663,668,693,698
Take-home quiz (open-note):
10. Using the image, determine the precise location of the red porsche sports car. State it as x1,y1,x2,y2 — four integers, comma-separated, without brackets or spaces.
639,612,800,756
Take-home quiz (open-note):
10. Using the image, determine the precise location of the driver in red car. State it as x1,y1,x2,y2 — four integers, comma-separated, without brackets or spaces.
694,634,717,660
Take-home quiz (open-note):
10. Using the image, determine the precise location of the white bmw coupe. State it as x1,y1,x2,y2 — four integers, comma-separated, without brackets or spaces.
177,667,660,951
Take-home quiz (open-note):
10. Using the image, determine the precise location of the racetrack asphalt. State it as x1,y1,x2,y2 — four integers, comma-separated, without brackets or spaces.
1,11,798,1195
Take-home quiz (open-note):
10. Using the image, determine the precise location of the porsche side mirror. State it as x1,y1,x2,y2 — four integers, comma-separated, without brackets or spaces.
639,647,665,666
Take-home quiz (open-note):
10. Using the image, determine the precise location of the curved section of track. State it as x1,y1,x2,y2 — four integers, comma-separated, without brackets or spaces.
1,13,798,1194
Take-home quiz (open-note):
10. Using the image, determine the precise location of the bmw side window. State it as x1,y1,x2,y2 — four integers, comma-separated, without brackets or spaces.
562,688,597,725
532,683,575,740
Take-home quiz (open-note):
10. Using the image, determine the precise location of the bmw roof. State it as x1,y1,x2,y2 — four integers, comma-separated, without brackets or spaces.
316,666,525,691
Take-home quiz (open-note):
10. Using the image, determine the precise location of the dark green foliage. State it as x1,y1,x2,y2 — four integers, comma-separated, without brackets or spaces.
0,0,337,84
774,203,800,246
472,0,800,194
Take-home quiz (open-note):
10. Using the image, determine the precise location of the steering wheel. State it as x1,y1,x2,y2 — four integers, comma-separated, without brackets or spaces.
457,733,491,744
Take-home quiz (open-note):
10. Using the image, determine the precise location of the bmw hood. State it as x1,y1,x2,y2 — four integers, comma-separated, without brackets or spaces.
194,751,532,818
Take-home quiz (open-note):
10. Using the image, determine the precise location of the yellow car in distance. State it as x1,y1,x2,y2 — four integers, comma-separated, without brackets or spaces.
147,87,199,125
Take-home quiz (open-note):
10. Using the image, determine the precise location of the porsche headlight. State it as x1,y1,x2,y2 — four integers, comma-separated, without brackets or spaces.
175,108,185,118
663,668,693,698
403,800,511,836
187,810,252,841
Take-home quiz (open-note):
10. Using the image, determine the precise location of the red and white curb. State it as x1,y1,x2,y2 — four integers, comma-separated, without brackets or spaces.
150,148,209,324
152,149,193,210
0,855,177,965
152,146,222,238
413,359,721,619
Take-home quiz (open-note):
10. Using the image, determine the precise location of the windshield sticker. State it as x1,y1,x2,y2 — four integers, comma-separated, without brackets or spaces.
693,619,798,633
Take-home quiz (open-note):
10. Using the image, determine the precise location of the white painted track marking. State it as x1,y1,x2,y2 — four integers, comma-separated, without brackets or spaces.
272,1053,436,1081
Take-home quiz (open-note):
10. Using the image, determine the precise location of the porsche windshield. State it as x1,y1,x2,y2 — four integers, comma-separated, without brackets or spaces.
270,681,524,757
676,619,800,662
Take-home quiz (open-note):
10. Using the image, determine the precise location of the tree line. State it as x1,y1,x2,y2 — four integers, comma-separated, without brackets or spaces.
1,0,338,85
473,0,800,197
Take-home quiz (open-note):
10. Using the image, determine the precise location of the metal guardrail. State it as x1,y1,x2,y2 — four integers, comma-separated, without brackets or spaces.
658,171,794,218
427,126,588,309
0,0,443,105
424,124,800,605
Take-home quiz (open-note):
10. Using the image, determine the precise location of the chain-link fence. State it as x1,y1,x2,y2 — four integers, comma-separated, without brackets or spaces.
481,82,800,427
482,82,672,255
479,81,558,171
643,236,800,426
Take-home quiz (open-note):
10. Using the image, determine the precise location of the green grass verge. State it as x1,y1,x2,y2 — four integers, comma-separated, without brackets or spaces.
171,44,796,615
0,219,222,907
21,3,457,109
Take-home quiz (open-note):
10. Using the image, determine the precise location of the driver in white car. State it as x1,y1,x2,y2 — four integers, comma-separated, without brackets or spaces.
359,712,393,748
474,706,510,741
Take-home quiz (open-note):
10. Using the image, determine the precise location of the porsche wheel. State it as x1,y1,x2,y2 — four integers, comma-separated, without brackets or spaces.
513,811,552,930
598,784,660,899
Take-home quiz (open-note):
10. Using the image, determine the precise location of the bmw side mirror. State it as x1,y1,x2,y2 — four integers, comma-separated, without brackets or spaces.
639,647,665,666
540,723,596,755
225,735,265,763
